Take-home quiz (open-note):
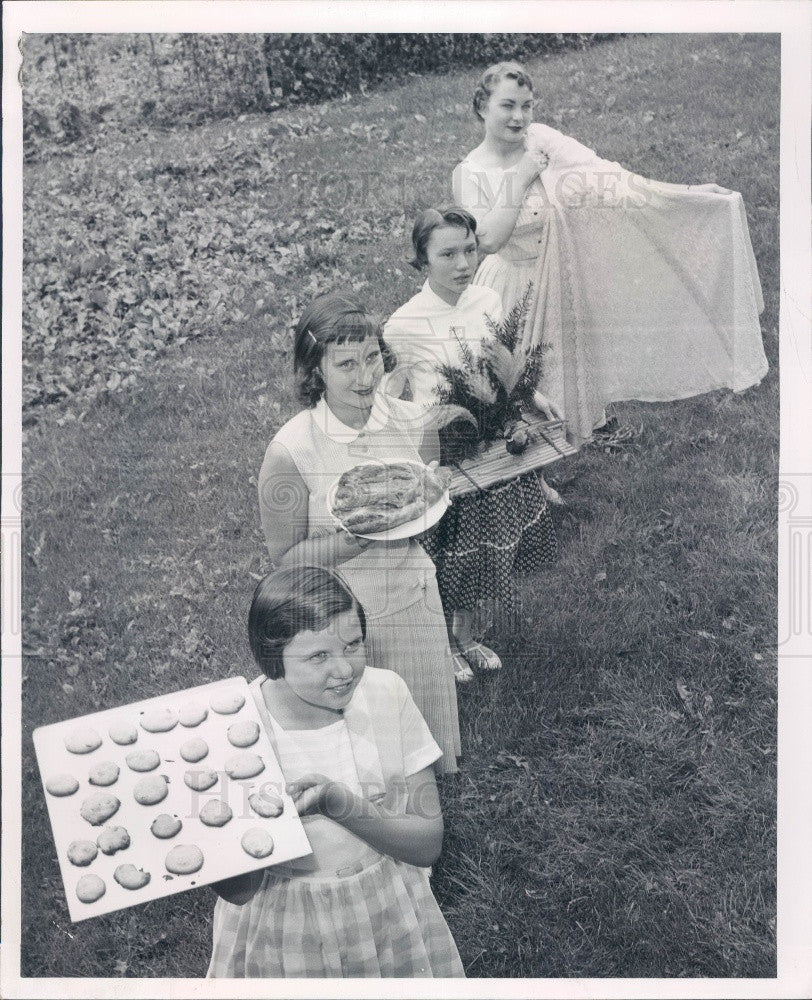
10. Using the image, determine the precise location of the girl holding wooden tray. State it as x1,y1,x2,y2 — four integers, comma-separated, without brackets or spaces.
384,207,558,680
258,293,460,772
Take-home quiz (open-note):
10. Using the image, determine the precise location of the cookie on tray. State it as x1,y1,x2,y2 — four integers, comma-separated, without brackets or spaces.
114,864,151,890
67,840,98,867
140,707,178,733
183,768,218,792
210,690,245,715
45,773,79,797
133,774,169,806
64,727,102,754
178,702,208,727
179,737,209,763
241,828,274,859
248,789,284,818
199,800,233,828
88,761,120,786
125,749,160,772
150,813,182,839
76,874,106,903
97,825,130,856
224,752,264,780
165,844,204,875
108,721,138,745
80,791,120,826
227,720,260,748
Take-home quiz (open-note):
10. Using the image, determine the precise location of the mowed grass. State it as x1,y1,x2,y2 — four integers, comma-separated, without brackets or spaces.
20,33,778,978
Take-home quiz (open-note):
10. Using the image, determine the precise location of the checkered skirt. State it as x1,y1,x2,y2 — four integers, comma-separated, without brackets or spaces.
207,856,464,978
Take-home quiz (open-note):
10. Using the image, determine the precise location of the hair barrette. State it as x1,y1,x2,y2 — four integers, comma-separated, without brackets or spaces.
307,329,319,346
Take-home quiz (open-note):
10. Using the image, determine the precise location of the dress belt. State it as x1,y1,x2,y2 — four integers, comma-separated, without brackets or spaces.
269,843,383,882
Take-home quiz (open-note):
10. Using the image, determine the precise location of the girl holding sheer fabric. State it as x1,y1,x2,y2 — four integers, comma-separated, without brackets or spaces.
453,61,768,446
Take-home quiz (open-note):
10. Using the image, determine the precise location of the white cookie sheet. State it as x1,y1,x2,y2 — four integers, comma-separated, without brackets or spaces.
33,677,312,922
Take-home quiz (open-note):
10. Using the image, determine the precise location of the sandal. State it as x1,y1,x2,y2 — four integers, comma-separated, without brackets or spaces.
593,416,619,437
591,422,642,453
460,641,502,671
452,652,475,684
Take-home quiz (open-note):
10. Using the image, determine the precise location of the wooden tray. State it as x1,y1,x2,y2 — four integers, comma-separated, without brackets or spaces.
448,416,577,497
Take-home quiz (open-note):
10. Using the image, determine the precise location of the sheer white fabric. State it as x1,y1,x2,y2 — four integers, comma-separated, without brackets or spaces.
454,123,768,444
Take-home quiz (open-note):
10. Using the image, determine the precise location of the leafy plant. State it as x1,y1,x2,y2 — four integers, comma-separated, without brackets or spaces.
434,285,546,460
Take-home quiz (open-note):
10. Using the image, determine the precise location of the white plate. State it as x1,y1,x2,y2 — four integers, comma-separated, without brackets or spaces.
327,461,451,541
33,678,312,922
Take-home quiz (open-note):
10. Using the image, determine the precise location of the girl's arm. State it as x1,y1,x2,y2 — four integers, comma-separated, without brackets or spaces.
453,155,540,255
532,389,563,420
643,178,733,195
211,869,264,906
288,766,444,869
258,442,373,568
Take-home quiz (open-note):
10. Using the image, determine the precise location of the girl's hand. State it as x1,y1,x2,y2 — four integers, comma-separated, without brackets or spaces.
335,526,375,559
426,459,452,489
691,182,733,195
515,151,542,190
532,389,563,421
286,774,334,816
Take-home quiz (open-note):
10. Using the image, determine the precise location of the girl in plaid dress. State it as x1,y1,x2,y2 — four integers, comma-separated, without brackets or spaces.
208,565,464,978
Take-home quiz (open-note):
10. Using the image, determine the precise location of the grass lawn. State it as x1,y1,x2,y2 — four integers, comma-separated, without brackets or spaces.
20,32,778,978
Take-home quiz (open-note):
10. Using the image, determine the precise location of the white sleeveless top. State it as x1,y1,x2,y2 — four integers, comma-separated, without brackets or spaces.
263,395,443,619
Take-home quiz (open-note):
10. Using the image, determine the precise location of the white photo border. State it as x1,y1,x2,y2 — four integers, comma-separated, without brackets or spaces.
3,2,810,998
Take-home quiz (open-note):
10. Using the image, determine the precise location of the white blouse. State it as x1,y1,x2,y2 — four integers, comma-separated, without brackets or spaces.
253,669,442,875
383,281,504,407
267,714,363,795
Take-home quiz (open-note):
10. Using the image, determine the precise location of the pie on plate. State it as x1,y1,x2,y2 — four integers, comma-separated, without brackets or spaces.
329,461,448,537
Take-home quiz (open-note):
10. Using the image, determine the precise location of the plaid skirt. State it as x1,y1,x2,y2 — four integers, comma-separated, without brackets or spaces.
422,471,557,612
207,855,465,978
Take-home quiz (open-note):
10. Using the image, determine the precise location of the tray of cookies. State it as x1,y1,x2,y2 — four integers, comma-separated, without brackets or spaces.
33,677,312,922
327,460,450,540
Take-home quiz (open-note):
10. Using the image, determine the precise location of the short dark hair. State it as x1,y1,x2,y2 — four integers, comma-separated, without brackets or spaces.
293,292,394,407
248,565,367,680
409,206,478,271
473,61,534,122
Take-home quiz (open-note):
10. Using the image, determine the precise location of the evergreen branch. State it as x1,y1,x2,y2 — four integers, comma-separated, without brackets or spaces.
435,281,546,445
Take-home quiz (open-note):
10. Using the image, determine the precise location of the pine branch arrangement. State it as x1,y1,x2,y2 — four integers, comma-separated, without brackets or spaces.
434,284,547,461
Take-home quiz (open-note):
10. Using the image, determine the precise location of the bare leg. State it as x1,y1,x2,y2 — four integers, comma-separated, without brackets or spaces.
453,609,502,671
531,391,567,506
443,605,474,684
537,474,565,506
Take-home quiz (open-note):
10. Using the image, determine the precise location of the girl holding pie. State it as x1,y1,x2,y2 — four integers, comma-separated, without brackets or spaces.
384,207,558,680
452,61,768,446
258,292,461,773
